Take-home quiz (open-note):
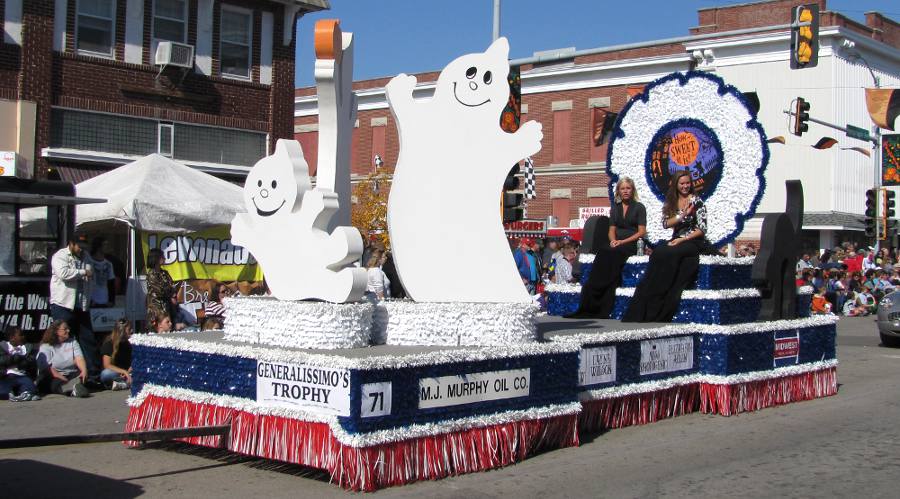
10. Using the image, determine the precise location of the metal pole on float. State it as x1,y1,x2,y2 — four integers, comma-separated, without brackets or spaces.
492,0,500,41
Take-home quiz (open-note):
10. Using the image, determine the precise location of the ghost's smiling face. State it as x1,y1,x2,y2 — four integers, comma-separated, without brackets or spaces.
452,65,495,108
243,155,299,220
437,37,510,119
251,177,286,216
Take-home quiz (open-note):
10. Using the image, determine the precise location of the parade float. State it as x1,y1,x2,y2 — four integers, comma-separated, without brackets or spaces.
125,21,837,491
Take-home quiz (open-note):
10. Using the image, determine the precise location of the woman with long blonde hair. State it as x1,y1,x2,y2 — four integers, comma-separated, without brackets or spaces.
568,176,646,318
99,319,133,390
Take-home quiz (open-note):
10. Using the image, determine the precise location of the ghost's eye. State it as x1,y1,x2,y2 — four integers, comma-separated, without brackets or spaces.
465,67,477,79
483,71,493,84
271,180,277,189
257,180,262,187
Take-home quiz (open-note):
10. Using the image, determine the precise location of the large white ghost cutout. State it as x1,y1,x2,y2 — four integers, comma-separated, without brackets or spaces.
231,139,366,303
386,37,543,303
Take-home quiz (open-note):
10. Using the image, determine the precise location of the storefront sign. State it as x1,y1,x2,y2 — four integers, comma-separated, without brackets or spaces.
639,336,694,376
0,152,18,177
256,361,351,416
579,206,611,227
503,220,546,234
142,225,263,282
0,281,52,341
578,346,616,386
418,368,530,409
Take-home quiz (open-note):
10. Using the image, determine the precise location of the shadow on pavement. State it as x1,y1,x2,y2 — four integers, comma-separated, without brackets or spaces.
1,459,144,498
134,441,334,482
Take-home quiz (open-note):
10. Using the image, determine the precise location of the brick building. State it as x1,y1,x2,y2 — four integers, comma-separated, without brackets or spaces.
295,0,900,250
1,0,328,183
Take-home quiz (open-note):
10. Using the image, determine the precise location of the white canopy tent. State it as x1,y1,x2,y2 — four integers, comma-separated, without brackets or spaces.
76,154,244,232
75,154,246,322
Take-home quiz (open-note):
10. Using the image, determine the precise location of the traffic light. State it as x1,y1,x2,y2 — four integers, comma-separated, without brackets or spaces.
884,188,896,219
503,192,524,223
504,164,520,191
865,188,878,238
882,188,896,241
502,164,524,222
792,97,810,136
790,4,819,69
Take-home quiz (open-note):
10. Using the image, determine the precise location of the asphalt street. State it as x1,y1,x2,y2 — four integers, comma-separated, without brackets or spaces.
1,316,898,498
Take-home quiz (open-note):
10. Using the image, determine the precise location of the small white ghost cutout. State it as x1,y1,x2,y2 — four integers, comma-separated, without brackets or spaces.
231,139,366,303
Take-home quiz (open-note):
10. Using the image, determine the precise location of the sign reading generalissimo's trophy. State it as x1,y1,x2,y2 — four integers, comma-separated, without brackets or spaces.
256,361,351,416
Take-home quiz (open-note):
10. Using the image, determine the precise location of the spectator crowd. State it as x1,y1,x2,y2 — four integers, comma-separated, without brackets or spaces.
1,236,234,402
796,243,900,317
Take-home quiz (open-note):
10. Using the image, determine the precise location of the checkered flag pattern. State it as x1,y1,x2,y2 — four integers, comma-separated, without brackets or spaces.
523,157,536,199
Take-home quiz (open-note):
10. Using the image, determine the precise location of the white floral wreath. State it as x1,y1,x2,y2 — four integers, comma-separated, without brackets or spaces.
607,72,769,247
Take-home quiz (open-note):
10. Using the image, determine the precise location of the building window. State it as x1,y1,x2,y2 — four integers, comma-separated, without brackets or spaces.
371,124,386,172
296,132,319,177
552,109,572,164
551,198,571,227
51,109,157,156
154,0,188,43
173,123,266,167
158,123,174,157
220,6,253,79
50,109,267,168
76,0,116,57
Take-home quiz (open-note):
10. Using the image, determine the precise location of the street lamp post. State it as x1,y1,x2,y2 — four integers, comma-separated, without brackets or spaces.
843,40,883,252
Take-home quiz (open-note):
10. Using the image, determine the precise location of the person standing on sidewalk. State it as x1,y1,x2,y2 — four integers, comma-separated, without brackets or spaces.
49,239,100,380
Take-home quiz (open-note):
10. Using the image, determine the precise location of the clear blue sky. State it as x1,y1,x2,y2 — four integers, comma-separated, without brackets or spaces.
294,0,898,88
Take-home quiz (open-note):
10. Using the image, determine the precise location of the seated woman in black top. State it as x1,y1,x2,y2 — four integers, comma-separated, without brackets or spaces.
567,177,646,318
622,171,707,323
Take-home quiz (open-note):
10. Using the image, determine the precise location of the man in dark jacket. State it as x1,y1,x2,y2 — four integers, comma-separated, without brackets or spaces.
0,326,40,401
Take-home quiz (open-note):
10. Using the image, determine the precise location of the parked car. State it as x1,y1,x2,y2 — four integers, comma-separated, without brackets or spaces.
876,290,900,347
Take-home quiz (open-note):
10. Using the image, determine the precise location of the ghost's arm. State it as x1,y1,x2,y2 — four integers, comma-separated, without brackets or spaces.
324,227,364,270
499,120,543,164
385,73,418,123
230,213,254,251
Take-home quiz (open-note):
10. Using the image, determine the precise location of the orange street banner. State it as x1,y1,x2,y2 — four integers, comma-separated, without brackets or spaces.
884,135,900,186
141,225,264,281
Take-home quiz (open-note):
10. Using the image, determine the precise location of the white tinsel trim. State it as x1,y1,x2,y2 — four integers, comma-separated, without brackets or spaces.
798,286,814,295
696,315,838,336
558,324,698,346
130,332,579,370
579,253,596,264
223,296,373,349
333,401,581,448
577,359,838,400
614,287,760,299
377,301,541,346
130,383,580,448
700,359,839,385
579,374,704,401
608,74,766,247
128,384,334,423
544,283,582,294
625,255,754,266
555,315,837,346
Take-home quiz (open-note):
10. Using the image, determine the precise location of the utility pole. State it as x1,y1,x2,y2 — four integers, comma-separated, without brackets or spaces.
492,0,501,41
